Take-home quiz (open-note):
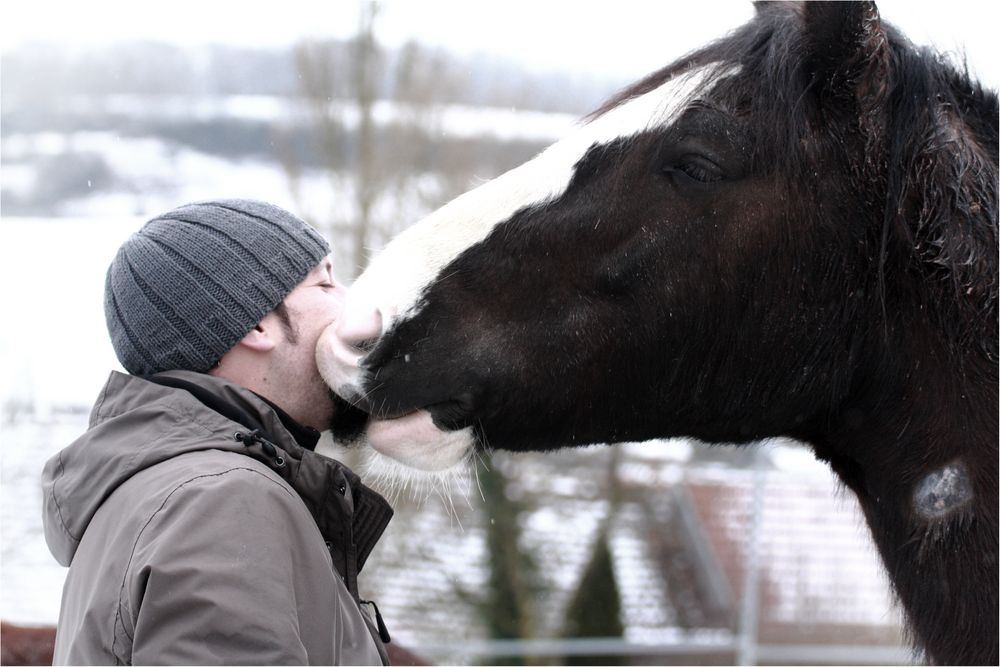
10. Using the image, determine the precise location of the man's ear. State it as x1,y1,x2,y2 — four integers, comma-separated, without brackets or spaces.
236,321,277,353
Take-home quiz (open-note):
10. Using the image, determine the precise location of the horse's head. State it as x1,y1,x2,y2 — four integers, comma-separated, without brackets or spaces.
319,1,998,472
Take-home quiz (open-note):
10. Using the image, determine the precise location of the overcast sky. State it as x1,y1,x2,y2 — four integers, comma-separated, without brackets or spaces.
3,0,998,89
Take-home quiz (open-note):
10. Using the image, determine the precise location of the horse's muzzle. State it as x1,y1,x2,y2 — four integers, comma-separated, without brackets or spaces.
316,315,475,472
316,295,388,408
316,322,370,409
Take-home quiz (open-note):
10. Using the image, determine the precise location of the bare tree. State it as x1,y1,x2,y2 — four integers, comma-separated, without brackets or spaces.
277,2,469,279
349,0,380,278
272,3,382,279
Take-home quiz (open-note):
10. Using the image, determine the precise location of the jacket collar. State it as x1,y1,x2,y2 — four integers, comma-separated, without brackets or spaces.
143,373,322,450
148,371,393,591
253,393,322,451
43,370,391,594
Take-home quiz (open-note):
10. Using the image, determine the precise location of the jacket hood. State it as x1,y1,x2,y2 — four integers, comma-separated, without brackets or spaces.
41,370,392,572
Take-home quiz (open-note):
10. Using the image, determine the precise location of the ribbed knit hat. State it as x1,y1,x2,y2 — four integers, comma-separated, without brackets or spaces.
104,199,330,376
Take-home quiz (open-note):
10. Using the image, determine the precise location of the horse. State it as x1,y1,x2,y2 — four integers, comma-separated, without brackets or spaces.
317,2,998,664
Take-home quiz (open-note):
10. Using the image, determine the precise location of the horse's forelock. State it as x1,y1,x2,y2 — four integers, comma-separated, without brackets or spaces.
585,3,792,122
586,10,820,187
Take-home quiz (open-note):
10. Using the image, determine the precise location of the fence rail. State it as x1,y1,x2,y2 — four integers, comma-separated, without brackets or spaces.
415,637,915,664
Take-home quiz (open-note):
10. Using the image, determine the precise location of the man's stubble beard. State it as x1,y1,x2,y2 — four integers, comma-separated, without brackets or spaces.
277,301,369,441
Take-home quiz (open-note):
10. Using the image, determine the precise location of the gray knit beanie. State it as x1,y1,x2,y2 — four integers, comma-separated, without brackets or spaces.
104,199,330,376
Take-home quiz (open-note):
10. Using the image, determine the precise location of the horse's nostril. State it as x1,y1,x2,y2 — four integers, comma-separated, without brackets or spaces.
354,338,379,354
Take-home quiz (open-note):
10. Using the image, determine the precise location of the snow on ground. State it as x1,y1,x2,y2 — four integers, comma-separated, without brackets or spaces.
1,219,136,623
46,94,579,143
0,218,140,409
1,416,86,624
3,132,308,219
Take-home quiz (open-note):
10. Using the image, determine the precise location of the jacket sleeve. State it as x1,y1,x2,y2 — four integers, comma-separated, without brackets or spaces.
124,466,328,666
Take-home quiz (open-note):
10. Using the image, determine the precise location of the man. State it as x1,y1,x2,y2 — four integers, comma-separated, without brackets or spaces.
41,199,393,665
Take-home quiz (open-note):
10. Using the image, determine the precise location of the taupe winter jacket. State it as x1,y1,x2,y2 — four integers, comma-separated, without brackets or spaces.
41,370,393,665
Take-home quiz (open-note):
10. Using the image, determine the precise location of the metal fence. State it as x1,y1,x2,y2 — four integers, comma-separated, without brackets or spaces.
415,637,914,665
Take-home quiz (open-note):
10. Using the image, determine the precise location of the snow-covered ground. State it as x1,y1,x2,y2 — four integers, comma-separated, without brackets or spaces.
0,218,139,409
1,416,85,624
0,218,138,623
3,132,345,221
53,94,580,143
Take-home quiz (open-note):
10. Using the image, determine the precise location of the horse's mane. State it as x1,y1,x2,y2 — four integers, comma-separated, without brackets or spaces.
885,46,999,357
590,3,999,359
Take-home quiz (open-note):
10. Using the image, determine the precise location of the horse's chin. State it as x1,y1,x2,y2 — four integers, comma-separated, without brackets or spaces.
366,410,475,472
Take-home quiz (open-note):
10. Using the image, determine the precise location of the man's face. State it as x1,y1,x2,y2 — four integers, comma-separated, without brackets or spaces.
266,256,349,430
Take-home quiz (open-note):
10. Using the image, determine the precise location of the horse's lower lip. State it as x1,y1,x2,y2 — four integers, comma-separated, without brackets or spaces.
367,411,430,458
371,408,412,421
363,401,418,421
366,398,472,428
366,409,471,471
381,409,418,421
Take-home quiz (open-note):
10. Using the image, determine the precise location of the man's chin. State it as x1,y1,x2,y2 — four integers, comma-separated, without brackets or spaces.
327,390,370,445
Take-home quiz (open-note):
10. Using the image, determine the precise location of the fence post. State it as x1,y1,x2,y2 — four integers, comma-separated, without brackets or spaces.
737,448,766,666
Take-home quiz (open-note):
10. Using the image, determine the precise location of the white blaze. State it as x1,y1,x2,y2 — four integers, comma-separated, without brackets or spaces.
322,62,737,474
348,63,733,331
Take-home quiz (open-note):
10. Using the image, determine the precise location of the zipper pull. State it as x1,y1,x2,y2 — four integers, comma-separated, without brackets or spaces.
359,599,391,643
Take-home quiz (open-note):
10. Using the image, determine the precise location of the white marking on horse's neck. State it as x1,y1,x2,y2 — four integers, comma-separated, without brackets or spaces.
913,460,974,521
347,63,737,331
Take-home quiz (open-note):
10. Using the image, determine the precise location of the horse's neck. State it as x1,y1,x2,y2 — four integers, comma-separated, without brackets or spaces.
816,348,998,665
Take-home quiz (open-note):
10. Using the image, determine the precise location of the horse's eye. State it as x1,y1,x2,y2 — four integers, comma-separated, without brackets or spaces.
669,156,725,184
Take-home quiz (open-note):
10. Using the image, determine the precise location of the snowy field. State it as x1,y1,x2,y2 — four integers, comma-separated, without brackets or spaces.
1,218,143,623
51,94,579,143
1,416,87,624
1,218,142,408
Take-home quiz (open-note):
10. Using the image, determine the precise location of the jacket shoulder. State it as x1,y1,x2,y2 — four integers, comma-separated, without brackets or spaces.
122,450,313,545
55,450,338,665
111,453,338,664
